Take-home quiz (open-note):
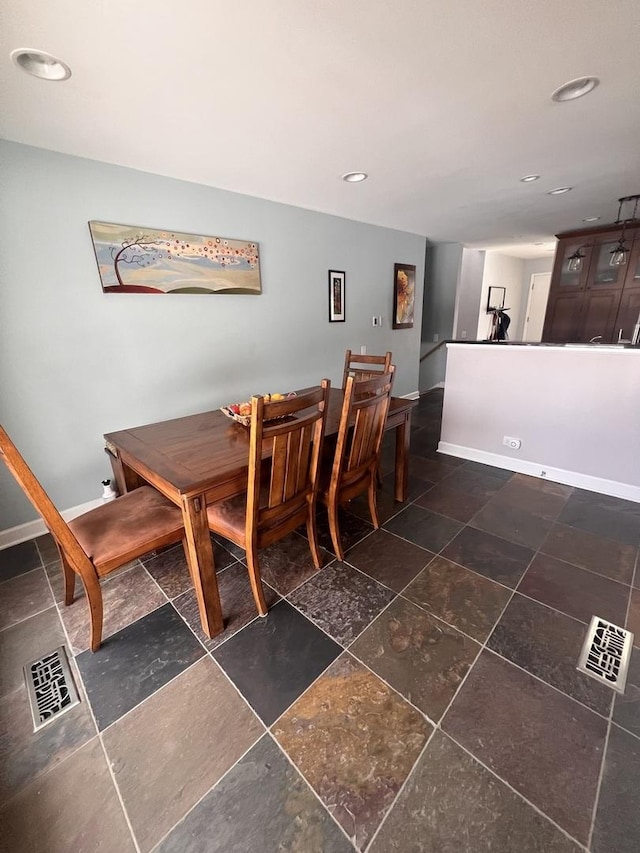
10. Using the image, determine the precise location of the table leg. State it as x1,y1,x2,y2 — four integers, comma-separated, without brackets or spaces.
181,495,224,638
394,411,412,502
105,447,145,496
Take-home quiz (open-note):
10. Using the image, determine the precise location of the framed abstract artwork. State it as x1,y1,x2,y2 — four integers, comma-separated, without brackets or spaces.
392,262,416,329
328,270,346,322
88,221,261,294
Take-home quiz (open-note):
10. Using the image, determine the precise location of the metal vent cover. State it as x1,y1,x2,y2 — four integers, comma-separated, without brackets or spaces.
577,616,634,694
23,646,80,731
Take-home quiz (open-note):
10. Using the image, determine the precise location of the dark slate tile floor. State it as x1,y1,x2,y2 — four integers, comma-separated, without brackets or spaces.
1,387,639,852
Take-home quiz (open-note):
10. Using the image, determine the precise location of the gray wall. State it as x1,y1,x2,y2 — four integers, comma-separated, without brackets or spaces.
452,248,485,340
419,242,462,391
0,142,425,529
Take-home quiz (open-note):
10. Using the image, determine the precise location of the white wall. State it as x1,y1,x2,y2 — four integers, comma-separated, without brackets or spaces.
476,251,525,341
0,142,425,529
440,344,640,501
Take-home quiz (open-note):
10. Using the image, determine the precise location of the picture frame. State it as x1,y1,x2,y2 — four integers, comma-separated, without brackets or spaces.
392,263,416,329
328,270,346,322
487,286,506,312
88,221,261,294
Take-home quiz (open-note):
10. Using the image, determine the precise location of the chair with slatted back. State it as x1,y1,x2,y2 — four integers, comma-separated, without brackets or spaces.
319,368,395,561
0,425,187,651
342,349,392,389
206,381,330,616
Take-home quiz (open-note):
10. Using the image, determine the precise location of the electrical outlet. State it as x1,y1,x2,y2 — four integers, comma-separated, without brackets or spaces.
378,315,383,327
502,436,521,450
461,330,467,339
433,333,439,342
360,345,366,355
372,316,378,326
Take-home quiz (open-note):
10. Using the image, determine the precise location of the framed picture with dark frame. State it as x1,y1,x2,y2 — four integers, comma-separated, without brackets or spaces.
328,270,346,322
392,262,416,329
487,286,506,312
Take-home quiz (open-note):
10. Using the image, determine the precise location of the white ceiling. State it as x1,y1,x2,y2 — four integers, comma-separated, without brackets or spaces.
2,0,639,252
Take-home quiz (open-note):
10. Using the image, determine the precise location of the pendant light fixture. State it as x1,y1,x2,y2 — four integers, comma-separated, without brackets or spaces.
610,194,640,267
567,247,585,273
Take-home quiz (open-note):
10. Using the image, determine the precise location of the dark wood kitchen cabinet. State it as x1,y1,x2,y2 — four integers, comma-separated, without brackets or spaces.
542,221,640,343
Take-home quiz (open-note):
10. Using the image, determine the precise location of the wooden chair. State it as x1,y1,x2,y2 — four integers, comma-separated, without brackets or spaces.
206,381,330,616
0,425,187,651
320,368,395,560
342,349,392,389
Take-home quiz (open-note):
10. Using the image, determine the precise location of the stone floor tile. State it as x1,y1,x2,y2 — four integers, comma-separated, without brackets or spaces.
76,603,204,730
613,644,640,736
490,474,571,520
471,500,553,550
541,522,637,585
141,540,235,599
173,562,279,651
460,460,514,481
60,563,166,654
415,481,491,523
627,588,640,644
348,487,407,525
441,526,534,588
0,606,64,698
438,468,508,501
558,489,640,546
403,555,511,642
488,593,613,716
592,723,640,853
380,470,435,502
518,552,629,626
251,532,332,596
0,737,135,852
0,568,53,631
34,532,59,566
0,674,96,805
313,507,374,557
345,528,433,592
273,653,431,850
384,504,463,553
156,734,352,853
212,600,341,725
288,560,394,646
369,731,581,853
103,657,263,851
442,651,607,844
350,596,480,721
0,540,42,582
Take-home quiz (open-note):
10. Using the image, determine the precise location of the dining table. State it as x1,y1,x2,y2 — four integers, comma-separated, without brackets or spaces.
104,386,417,639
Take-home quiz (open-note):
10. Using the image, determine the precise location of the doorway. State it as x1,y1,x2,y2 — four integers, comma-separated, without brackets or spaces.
522,272,551,341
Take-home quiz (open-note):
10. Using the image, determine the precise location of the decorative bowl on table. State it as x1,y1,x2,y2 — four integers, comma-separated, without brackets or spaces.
221,393,296,426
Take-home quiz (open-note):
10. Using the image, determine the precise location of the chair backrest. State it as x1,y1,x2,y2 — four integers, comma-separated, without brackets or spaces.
0,425,95,581
246,381,330,545
342,349,392,389
331,368,395,500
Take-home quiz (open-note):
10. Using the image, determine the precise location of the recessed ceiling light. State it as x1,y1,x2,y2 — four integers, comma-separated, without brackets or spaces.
552,77,599,103
520,175,540,183
342,172,368,183
548,187,572,195
582,216,600,222
10,48,71,81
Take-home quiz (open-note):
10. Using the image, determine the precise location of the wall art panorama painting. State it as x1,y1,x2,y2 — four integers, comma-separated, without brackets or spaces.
88,221,261,294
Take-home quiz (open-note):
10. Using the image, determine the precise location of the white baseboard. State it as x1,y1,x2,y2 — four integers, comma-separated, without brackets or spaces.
438,442,640,504
428,382,445,391
0,498,104,552
401,390,421,400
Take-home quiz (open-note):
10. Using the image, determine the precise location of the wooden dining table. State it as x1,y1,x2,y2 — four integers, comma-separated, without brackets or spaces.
104,387,417,639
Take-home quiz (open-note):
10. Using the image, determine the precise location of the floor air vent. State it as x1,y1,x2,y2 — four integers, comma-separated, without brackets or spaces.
24,646,80,731
577,616,634,694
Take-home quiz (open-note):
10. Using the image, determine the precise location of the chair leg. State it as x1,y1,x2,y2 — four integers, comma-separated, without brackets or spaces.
246,544,268,617
368,474,381,529
327,501,345,562
306,506,323,570
83,574,104,653
61,553,76,605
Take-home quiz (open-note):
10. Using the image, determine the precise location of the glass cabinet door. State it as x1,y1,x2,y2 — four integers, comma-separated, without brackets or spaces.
587,236,628,289
623,237,640,290
552,240,592,290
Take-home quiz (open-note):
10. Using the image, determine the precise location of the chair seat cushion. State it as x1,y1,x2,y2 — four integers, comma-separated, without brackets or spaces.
206,493,248,544
69,486,184,570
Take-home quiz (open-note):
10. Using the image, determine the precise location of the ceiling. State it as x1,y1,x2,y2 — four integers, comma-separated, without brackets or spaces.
2,0,639,252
